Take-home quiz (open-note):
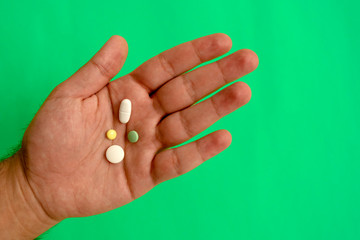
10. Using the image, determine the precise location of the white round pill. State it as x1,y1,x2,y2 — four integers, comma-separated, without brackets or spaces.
105,145,124,164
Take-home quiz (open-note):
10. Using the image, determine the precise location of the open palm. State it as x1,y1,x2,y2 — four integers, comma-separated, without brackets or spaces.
21,34,258,220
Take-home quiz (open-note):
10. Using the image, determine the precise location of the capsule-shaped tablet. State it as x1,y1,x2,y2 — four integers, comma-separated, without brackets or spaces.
105,145,124,163
119,99,131,124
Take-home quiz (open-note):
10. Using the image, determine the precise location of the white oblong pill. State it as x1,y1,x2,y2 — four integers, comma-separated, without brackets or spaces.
105,145,124,164
119,99,132,124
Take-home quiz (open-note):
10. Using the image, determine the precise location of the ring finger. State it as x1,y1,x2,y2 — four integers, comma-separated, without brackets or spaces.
156,81,251,147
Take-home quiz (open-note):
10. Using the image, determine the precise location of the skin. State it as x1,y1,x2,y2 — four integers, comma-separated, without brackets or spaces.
0,33,258,239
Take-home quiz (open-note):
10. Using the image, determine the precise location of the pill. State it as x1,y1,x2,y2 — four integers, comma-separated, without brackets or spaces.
105,145,124,164
106,129,117,140
119,99,131,123
128,130,139,143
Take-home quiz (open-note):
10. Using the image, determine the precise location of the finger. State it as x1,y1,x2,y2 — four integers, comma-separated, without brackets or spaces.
55,35,128,98
151,130,231,184
157,82,251,147
153,49,258,114
130,33,232,93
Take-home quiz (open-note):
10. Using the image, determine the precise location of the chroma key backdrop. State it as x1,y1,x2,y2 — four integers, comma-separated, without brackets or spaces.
0,0,359,239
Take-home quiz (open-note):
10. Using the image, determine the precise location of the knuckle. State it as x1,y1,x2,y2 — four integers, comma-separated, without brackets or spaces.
171,150,183,176
90,58,113,78
158,53,176,77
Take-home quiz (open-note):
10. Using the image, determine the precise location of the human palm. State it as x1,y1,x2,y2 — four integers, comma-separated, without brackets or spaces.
21,34,258,220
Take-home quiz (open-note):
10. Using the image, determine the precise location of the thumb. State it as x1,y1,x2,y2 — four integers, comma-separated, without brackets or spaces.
56,35,128,98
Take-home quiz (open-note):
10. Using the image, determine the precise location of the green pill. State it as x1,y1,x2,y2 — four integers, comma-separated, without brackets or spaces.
128,130,139,143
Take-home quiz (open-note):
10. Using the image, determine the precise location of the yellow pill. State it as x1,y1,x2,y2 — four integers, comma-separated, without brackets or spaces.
106,129,117,140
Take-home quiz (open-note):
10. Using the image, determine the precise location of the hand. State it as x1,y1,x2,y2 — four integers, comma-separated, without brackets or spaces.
1,33,258,238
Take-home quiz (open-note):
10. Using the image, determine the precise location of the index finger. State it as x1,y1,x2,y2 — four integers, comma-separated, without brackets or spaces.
129,33,232,93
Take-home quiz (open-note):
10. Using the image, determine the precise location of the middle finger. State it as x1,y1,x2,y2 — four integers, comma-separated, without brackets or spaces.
153,49,258,115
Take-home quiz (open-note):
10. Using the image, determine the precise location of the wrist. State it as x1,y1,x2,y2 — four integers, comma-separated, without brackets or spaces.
0,151,59,239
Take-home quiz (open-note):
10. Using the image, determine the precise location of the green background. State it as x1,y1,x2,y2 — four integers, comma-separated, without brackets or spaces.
1,0,359,239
